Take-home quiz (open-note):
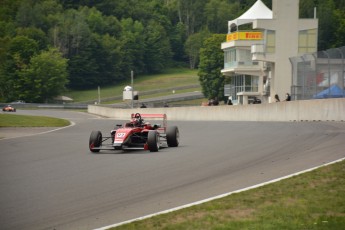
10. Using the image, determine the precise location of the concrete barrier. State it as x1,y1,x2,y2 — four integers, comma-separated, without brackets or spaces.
88,98,345,122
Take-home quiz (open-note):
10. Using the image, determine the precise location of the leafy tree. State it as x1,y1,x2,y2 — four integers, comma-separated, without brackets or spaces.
0,21,16,37
67,42,99,89
300,0,316,18
68,33,122,89
1,35,39,102
16,48,68,102
205,0,240,33
16,27,48,50
52,8,91,57
0,36,12,101
333,8,345,48
8,35,38,66
80,6,121,37
0,0,21,21
174,0,208,36
15,1,34,28
198,34,226,100
143,20,172,72
97,34,123,83
317,0,337,51
119,18,145,74
169,21,188,63
185,30,211,69
31,0,63,33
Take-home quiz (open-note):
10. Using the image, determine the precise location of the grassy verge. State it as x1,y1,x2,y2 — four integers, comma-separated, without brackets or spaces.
0,114,70,127
65,68,199,102
113,160,345,230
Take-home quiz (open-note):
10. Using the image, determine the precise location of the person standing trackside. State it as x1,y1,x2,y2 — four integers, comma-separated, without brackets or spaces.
284,93,291,101
274,94,280,102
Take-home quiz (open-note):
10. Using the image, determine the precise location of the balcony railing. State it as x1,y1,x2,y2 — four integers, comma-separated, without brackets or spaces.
224,61,259,69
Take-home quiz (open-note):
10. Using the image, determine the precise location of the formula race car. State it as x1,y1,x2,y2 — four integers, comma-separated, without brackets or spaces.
2,105,16,112
89,113,179,153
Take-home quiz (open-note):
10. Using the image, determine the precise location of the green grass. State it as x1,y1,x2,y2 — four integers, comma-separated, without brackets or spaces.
0,114,70,127
113,160,345,229
65,68,199,102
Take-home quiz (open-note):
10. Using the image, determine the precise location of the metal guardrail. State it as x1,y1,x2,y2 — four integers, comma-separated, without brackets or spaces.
74,84,201,104
0,89,204,110
98,91,204,108
1,103,88,110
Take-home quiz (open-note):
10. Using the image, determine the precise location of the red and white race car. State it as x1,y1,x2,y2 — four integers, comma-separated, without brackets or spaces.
2,105,16,112
89,113,179,153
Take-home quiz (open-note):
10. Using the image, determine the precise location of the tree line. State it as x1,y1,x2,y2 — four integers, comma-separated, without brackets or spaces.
0,0,344,103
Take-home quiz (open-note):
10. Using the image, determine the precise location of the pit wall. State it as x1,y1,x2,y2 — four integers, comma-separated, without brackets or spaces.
88,98,345,122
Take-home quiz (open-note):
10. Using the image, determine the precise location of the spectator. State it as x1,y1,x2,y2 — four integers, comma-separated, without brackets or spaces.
213,97,219,106
274,94,280,102
252,97,261,104
140,103,147,108
284,93,291,101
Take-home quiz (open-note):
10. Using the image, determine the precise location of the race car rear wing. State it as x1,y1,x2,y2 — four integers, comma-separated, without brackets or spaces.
131,113,167,132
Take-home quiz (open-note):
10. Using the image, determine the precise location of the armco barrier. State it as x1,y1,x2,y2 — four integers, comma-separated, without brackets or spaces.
0,103,88,110
88,98,345,122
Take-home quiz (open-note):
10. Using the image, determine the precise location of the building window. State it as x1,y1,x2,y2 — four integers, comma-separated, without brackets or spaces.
224,48,236,62
266,30,275,53
231,75,259,101
298,29,317,53
224,48,236,68
238,49,252,62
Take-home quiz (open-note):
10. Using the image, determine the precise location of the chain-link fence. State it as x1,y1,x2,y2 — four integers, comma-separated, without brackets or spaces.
290,46,345,100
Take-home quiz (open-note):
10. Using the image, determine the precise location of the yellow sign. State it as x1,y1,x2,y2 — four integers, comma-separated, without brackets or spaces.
226,32,263,42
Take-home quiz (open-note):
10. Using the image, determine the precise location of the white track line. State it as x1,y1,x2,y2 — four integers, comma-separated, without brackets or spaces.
94,157,345,230
0,121,76,140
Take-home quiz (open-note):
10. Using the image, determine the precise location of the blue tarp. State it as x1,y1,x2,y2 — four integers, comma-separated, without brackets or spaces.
313,85,345,99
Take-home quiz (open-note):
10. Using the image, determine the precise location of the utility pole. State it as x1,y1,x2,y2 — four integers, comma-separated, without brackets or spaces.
98,86,101,104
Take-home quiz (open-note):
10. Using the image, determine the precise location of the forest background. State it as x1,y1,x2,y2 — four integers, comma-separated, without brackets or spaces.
0,0,344,103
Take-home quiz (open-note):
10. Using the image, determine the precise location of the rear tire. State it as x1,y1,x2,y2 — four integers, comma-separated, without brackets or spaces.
147,130,159,152
166,126,179,147
89,131,102,153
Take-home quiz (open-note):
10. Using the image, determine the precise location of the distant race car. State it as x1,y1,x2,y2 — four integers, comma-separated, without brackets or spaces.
89,113,179,153
2,105,16,112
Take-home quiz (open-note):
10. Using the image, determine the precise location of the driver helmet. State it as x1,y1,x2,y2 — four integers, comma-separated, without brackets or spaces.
131,118,142,126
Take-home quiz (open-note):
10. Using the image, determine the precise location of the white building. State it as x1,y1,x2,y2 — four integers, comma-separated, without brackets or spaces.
221,0,318,104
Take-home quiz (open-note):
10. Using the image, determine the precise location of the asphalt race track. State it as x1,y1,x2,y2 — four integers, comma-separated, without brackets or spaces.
1,110,345,230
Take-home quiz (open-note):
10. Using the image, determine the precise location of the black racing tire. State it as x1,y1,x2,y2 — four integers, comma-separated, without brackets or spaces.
89,130,102,153
166,126,179,147
147,130,159,152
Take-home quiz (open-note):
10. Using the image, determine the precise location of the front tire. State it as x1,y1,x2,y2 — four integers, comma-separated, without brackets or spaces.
89,131,102,153
147,130,159,152
166,126,179,147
